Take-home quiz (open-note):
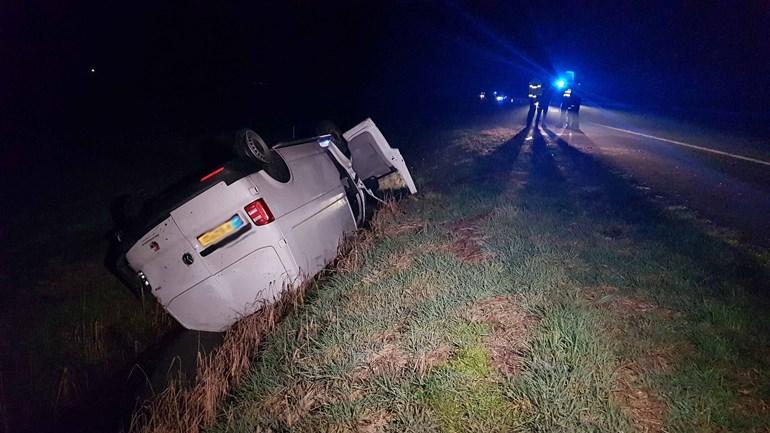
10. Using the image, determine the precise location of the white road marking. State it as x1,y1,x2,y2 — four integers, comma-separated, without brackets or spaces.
594,124,770,167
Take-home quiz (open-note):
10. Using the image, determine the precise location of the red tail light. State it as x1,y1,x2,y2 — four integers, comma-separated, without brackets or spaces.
244,198,274,226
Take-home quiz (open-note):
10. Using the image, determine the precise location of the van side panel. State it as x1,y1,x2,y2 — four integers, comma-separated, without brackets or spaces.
256,142,356,277
283,191,353,276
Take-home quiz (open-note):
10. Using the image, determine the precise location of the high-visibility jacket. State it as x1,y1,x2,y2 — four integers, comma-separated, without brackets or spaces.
528,81,543,101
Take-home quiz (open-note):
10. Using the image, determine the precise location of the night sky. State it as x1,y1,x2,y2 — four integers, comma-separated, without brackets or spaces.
2,1,769,192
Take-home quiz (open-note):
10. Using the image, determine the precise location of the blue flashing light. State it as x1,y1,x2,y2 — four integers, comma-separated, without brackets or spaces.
554,79,566,89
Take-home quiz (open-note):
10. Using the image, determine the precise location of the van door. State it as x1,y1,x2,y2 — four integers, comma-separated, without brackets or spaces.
125,217,211,307
343,119,417,194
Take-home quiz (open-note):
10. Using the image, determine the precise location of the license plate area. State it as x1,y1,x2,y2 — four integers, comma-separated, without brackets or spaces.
197,215,248,249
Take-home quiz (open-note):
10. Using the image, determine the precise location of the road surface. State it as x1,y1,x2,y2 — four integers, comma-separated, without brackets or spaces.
530,105,770,247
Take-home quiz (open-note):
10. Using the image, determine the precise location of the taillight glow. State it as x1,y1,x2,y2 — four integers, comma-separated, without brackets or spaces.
200,166,225,182
244,198,274,226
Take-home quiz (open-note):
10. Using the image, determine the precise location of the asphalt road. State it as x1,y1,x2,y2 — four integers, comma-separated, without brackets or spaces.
534,105,770,247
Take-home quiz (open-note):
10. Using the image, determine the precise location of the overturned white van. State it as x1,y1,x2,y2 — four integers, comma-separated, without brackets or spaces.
107,119,416,332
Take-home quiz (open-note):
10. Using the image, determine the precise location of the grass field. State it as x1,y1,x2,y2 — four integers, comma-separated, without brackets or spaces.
202,124,770,433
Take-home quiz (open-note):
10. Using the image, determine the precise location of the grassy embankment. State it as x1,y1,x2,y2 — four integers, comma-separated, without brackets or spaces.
139,124,770,433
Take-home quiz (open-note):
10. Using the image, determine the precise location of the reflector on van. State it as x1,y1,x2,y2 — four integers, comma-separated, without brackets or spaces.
200,166,225,182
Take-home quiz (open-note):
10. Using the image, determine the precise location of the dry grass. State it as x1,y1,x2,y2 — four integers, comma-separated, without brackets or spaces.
354,328,453,381
613,363,667,433
351,409,393,433
467,296,535,378
731,368,770,419
352,343,409,381
582,286,675,317
262,382,328,428
411,345,454,378
128,201,418,433
360,249,418,287
128,281,311,433
402,276,447,304
336,199,425,274
440,213,493,262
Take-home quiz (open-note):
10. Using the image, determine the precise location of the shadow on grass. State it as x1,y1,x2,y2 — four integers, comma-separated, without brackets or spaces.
442,127,529,196
541,127,769,295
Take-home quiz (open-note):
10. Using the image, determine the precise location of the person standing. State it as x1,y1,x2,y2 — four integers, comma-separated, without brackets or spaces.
565,88,582,130
535,83,553,127
559,87,571,127
526,79,543,127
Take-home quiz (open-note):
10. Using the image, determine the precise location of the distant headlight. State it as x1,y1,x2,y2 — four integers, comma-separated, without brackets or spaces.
495,95,505,102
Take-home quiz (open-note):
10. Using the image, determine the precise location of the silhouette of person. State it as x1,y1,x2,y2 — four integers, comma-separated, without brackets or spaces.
526,79,543,127
535,84,553,127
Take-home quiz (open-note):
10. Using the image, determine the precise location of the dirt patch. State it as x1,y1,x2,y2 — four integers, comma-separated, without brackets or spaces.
440,213,493,262
468,296,536,378
613,363,667,433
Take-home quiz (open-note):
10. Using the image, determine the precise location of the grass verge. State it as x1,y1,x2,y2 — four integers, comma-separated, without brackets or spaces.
136,124,770,433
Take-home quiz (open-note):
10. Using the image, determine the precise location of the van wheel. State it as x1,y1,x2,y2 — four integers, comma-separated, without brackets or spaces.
315,120,351,157
234,129,271,164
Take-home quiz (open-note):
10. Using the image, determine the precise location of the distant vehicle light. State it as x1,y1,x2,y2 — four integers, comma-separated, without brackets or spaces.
479,92,486,99
495,95,505,102
493,91,498,95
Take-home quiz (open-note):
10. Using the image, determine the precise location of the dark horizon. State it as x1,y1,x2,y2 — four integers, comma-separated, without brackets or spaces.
2,0,770,212
4,1,770,123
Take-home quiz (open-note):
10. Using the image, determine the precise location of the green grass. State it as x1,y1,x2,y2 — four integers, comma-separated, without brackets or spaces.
207,126,770,433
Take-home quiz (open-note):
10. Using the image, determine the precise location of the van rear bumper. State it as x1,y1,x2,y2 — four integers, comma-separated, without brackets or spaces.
165,246,290,332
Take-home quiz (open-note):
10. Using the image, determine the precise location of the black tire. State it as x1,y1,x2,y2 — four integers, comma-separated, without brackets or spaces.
234,129,271,164
315,120,351,157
